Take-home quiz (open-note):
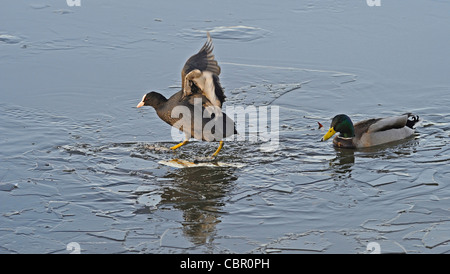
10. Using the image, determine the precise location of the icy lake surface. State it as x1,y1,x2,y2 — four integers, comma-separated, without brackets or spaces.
1,0,450,253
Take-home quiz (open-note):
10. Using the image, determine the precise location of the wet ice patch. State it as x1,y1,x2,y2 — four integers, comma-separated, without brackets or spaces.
160,227,195,249
364,174,398,187
29,3,51,9
88,230,128,242
264,231,332,253
0,182,18,192
135,186,162,209
0,34,21,44
53,9,73,15
422,222,450,249
180,26,271,42
229,83,303,106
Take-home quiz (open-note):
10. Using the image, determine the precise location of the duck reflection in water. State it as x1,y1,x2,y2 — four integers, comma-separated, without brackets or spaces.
329,147,355,179
328,137,419,181
160,166,238,245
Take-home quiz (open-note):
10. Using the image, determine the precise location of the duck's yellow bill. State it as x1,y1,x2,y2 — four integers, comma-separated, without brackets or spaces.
321,127,336,141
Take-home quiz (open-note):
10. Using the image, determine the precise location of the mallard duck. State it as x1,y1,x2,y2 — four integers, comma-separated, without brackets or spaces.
181,32,225,108
321,113,419,148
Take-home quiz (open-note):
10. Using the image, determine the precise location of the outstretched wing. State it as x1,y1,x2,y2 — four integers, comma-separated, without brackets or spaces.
181,32,225,108
181,32,221,88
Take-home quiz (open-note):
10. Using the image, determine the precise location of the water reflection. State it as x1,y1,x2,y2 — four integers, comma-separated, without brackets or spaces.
329,148,355,178
160,166,238,245
328,138,420,180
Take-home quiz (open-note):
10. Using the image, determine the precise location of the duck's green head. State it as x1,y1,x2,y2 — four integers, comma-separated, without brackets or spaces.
321,114,355,141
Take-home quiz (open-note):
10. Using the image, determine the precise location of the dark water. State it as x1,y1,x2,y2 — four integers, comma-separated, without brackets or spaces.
1,0,450,253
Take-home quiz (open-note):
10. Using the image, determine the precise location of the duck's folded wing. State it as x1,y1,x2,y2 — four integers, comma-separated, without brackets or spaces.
366,115,408,133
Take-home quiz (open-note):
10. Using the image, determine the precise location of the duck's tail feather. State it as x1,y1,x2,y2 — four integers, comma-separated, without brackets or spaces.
405,113,419,129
